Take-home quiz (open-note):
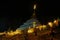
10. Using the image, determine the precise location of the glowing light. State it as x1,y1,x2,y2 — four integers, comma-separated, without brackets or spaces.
0,18,59,36
42,25,46,29
33,4,36,10
36,26,39,29
28,28,34,33
0,32,6,35
33,22,36,28
14,30,22,34
54,20,59,26
0,32,5,35
7,31,14,36
38,25,46,30
38,25,43,30
48,22,53,27
6,30,22,36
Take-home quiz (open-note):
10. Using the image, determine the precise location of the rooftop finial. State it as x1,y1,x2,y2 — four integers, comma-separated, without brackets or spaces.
31,4,37,19
31,3,37,19
33,4,36,10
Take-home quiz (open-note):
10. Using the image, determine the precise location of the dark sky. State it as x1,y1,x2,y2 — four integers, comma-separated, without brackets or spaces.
0,0,60,32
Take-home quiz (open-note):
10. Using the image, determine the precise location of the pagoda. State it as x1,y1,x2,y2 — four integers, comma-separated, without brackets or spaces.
17,4,40,30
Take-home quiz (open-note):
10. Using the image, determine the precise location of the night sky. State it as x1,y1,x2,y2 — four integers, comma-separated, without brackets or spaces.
0,0,60,32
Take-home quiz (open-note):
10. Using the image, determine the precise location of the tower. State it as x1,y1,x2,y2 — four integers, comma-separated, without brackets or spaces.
31,4,37,19
17,3,40,30
32,4,37,28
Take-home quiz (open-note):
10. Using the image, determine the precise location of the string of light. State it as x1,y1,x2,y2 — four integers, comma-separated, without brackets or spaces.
0,4,60,36
0,18,59,36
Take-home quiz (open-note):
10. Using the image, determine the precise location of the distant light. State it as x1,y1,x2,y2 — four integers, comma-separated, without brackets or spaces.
6,30,22,36
54,20,59,26
33,22,36,28
38,25,46,30
38,25,43,30
42,25,46,29
0,32,5,35
27,28,34,33
48,22,53,27
54,20,56,23
33,4,36,10
14,29,22,34
7,30,14,36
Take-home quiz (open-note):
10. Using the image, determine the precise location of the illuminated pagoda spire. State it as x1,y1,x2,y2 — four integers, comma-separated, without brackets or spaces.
31,4,37,19
17,3,40,30
32,4,37,28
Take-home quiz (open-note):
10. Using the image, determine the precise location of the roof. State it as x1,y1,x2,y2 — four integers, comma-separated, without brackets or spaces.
17,18,40,30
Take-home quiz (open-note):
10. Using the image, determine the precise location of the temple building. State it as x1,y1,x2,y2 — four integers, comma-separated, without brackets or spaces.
17,4,40,30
